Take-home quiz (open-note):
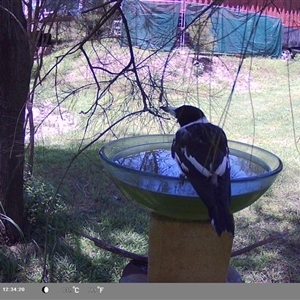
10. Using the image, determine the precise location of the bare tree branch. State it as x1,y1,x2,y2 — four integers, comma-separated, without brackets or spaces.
78,231,284,263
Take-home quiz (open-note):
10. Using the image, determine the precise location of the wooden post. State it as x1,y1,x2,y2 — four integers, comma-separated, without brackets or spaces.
148,212,233,283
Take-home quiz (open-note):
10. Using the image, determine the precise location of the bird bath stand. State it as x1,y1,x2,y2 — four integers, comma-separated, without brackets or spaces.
148,213,233,282
99,134,283,283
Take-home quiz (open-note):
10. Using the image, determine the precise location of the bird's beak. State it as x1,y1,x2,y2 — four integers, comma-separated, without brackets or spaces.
160,106,177,117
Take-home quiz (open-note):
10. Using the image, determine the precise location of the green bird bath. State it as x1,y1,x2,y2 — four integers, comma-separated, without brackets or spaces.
99,134,283,282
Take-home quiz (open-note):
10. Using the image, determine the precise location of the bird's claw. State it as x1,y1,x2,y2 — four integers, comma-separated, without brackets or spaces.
179,173,187,186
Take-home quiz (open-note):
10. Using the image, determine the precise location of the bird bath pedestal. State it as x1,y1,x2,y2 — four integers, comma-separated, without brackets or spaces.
99,134,282,283
148,213,233,282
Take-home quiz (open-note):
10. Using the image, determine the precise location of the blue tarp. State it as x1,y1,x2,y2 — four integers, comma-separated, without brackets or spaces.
122,1,282,57
121,0,180,51
211,7,282,57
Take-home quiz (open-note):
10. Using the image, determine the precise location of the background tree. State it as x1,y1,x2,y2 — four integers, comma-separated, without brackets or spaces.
0,0,32,243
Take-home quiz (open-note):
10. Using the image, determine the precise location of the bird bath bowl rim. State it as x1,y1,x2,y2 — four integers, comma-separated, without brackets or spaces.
99,134,283,183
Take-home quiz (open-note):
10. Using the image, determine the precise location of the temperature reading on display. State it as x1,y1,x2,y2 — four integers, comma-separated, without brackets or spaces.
87,286,104,293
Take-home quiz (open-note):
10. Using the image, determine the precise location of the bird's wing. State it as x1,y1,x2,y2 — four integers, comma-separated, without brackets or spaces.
171,123,231,209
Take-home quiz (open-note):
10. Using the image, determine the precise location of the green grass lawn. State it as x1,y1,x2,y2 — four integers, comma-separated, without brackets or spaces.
1,37,300,282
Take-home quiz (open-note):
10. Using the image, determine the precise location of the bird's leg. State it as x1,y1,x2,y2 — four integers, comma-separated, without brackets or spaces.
179,173,187,186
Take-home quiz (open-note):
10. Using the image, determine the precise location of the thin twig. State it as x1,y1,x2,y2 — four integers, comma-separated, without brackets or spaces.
230,234,280,257
79,232,283,263
78,231,148,263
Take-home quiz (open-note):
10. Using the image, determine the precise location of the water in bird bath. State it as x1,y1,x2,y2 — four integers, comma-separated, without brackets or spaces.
114,148,267,179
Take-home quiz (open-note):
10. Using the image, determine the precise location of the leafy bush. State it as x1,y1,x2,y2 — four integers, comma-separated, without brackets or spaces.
23,176,66,228
188,13,215,53
79,9,120,40
0,248,20,282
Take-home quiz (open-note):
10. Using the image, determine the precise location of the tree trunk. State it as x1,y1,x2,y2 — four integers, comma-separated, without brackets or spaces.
0,1,32,243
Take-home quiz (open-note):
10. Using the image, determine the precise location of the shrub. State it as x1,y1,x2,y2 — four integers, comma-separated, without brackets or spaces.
23,176,66,228
188,13,215,53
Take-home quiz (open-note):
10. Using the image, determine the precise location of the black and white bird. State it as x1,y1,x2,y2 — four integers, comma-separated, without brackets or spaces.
160,105,234,237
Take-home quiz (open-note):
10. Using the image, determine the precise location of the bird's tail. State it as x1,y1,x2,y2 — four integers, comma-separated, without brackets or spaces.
208,205,235,237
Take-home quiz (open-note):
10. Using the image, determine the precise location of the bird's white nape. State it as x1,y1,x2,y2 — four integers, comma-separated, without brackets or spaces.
198,116,209,124
181,116,209,129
